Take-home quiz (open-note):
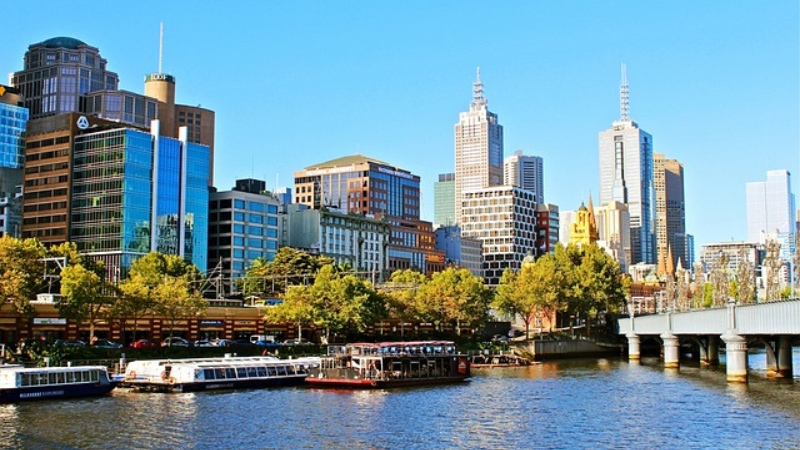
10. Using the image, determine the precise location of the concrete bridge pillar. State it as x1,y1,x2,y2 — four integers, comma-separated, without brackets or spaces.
661,332,680,369
626,332,640,361
721,331,748,383
707,336,720,365
767,336,794,378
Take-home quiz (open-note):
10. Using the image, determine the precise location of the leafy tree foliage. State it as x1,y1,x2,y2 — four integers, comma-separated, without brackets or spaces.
416,268,491,335
0,237,47,323
242,247,332,296
58,263,115,345
494,254,565,336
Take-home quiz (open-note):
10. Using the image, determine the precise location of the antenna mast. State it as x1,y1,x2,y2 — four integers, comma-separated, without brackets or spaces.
158,22,164,73
620,62,629,121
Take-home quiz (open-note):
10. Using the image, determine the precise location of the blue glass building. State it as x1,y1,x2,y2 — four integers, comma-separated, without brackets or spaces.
71,121,209,275
0,99,28,169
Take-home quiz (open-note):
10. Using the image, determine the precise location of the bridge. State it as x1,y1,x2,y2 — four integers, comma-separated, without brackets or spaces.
617,298,800,383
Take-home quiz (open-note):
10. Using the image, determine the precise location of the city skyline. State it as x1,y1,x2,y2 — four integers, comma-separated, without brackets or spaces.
2,2,797,251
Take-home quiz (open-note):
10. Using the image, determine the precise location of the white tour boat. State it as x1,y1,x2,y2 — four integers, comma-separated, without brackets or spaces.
122,356,310,392
0,365,116,402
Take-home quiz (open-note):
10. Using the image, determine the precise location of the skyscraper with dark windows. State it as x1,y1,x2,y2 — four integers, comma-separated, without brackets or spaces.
598,64,655,264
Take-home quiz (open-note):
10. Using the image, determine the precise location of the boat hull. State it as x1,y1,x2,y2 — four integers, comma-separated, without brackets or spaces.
0,383,116,403
305,375,469,389
127,375,307,393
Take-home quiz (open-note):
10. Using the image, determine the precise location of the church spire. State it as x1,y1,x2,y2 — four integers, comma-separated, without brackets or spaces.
471,66,487,108
620,62,629,121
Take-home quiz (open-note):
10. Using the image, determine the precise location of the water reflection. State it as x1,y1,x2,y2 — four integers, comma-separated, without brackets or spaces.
1,358,799,449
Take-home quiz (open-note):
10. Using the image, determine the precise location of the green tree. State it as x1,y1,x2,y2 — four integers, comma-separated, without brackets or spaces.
417,267,491,335
112,278,156,345
380,269,427,336
242,247,332,296
152,276,207,340
264,285,315,340
0,237,47,329
307,265,387,343
494,254,565,337
58,263,115,345
703,283,713,308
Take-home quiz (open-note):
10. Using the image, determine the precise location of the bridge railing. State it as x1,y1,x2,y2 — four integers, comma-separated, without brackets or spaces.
618,298,800,336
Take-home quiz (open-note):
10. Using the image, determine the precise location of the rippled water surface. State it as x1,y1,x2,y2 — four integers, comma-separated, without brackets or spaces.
2,352,800,449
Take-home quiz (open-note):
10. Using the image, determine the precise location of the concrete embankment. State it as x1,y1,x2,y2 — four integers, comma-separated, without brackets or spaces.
515,340,623,360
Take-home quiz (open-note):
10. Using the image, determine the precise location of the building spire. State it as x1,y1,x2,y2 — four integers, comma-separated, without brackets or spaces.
620,62,629,121
471,66,487,108
158,22,164,74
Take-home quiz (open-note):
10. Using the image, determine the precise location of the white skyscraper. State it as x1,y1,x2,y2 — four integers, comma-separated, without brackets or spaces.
746,169,795,260
454,68,504,225
598,64,655,264
504,150,543,203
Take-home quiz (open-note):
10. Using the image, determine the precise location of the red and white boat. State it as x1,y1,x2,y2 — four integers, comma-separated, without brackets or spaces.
306,341,470,389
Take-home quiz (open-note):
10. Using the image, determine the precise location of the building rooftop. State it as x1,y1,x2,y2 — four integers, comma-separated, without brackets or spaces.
304,154,392,170
37,37,88,50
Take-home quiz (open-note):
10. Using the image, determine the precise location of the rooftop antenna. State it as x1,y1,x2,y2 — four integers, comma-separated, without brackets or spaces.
158,22,165,73
471,66,487,108
620,62,629,121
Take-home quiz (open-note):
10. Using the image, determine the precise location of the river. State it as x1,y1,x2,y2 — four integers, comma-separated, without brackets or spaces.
1,351,799,449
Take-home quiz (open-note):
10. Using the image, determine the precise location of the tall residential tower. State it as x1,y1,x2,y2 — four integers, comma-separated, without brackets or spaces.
654,153,686,267
598,64,654,264
504,150,543,203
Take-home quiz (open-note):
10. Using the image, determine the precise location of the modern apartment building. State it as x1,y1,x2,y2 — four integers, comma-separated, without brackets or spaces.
454,68,504,225
207,179,280,291
598,65,654,264
504,150,543,203
654,153,687,268
281,204,389,280
434,172,456,228
460,186,536,286
294,154,444,275
700,241,763,277
746,170,795,261
69,121,209,275
434,226,483,278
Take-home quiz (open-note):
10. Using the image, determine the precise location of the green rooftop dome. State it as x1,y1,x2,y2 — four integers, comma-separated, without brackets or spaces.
39,37,87,49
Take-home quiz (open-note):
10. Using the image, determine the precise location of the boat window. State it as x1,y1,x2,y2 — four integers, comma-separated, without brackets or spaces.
56,372,66,384
278,366,287,376
267,366,277,377
99,371,109,383
38,373,48,385
247,367,258,377
91,370,99,382
204,369,216,380
21,374,30,386
237,368,248,378
48,373,56,384
256,367,267,377
225,368,236,379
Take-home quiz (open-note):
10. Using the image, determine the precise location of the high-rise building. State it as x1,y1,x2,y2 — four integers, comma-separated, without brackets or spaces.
504,150,543,203
595,200,632,272
559,210,576,245
454,68,503,225
746,170,796,261
10,37,119,119
685,234,695,268
70,121,209,275
0,86,28,238
460,186,536,286
434,173,455,228
654,153,686,267
293,154,444,276
598,64,654,264
207,180,280,293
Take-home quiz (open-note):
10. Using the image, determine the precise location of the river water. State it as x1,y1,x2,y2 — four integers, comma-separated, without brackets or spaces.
1,351,800,450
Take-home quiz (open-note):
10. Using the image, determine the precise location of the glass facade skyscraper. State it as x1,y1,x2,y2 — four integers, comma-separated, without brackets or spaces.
746,170,795,261
0,100,29,169
434,173,455,228
71,123,209,275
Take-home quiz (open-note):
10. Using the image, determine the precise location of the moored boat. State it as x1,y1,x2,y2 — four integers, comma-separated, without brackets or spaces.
0,365,116,403
307,341,470,389
121,356,310,392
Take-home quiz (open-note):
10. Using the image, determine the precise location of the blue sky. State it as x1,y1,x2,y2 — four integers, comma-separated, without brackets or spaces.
2,2,798,250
